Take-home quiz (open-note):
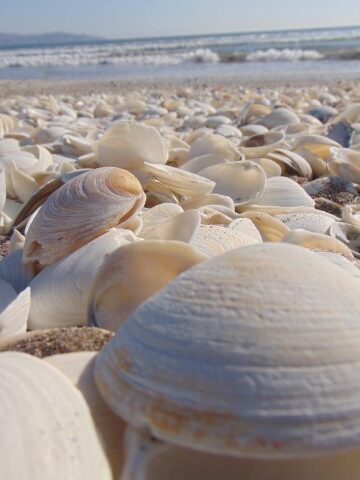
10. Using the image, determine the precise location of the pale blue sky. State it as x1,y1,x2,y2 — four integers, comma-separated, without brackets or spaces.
2,0,360,39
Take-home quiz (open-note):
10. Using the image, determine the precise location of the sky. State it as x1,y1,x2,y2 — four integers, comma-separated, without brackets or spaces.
1,0,359,39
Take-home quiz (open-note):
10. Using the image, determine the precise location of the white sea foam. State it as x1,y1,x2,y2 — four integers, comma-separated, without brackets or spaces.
246,48,325,62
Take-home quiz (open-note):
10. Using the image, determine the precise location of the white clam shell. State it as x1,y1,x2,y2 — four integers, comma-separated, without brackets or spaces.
143,162,215,198
342,205,360,231
251,157,282,178
0,168,6,213
0,287,30,339
244,176,315,211
123,427,360,480
139,203,184,238
275,211,336,234
239,132,285,158
188,133,240,160
198,161,267,206
239,211,290,241
95,243,360,458
180,193,234,211
46,352,126,478
316,251,360,278
0,352,111,479
140,208,200,243
23,167,145,266
0,249,34,293
227,218,263,242
328,147,360,183
283,228,353,256
28,228,137,330
256,108,300,128
180,154,228,174
328,222,360,258
89,240,206,331
190,224,260,257
93,122,168,169
266,149,312,179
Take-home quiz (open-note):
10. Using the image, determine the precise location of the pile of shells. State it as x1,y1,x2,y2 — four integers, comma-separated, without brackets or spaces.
0,82,360,479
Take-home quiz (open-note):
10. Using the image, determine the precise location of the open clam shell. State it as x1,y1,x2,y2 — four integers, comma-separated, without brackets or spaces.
198,161,267,206
23,167,145,266
143,162,215,198
95,243,360,459
239,132,285,158
93,122,168,169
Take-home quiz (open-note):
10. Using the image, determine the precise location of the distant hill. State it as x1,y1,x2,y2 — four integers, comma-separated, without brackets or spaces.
0,32,103,47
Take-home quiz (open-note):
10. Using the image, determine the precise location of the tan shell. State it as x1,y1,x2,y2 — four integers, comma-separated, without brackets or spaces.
239,211,290,241
143,162,215,198
23,167,145,266
89,240,206,331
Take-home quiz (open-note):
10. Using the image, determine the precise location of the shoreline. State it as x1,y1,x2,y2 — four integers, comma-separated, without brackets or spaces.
1,73,359,97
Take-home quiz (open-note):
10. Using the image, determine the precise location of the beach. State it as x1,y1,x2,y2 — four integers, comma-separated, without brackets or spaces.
1,37,360,479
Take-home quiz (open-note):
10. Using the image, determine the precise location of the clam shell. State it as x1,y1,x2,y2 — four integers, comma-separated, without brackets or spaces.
95,243,360,458
188,134,240,160
23,167,145,266
256,108,300,128
283,229,353,256
46,352,126,478
93,122,168,169
239,132,285,158
139,203,184,239
243,176,315,211
0,249,34,293
190,224,260,257
266,149,312,179
180,193,234,211
251,157,282,178
140,208,200,242
28,228,137,330
0,287,30,339
328,147,360,183
180,154,228,174
89,240,206,331
123,427,360,480
275,211,336,234
239,211,290,241
198,161,267,206
143,162,215,198
0,352,111,479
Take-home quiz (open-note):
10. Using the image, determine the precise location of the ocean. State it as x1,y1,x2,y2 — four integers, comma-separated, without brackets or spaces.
1,25,360,81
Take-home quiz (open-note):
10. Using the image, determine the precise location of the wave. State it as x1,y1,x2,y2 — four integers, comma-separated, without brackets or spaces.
245,48,325,62
1,43,360,69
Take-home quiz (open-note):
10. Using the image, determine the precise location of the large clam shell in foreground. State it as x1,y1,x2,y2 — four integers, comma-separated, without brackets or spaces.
95,243,360,459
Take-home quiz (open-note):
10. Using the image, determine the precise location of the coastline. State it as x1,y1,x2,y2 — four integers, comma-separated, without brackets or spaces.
1,72,359,97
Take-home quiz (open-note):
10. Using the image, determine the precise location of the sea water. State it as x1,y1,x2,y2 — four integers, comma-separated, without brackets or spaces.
1,25,360,81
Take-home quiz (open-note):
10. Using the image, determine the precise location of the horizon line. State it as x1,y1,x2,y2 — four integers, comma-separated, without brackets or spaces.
1,22,359,43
